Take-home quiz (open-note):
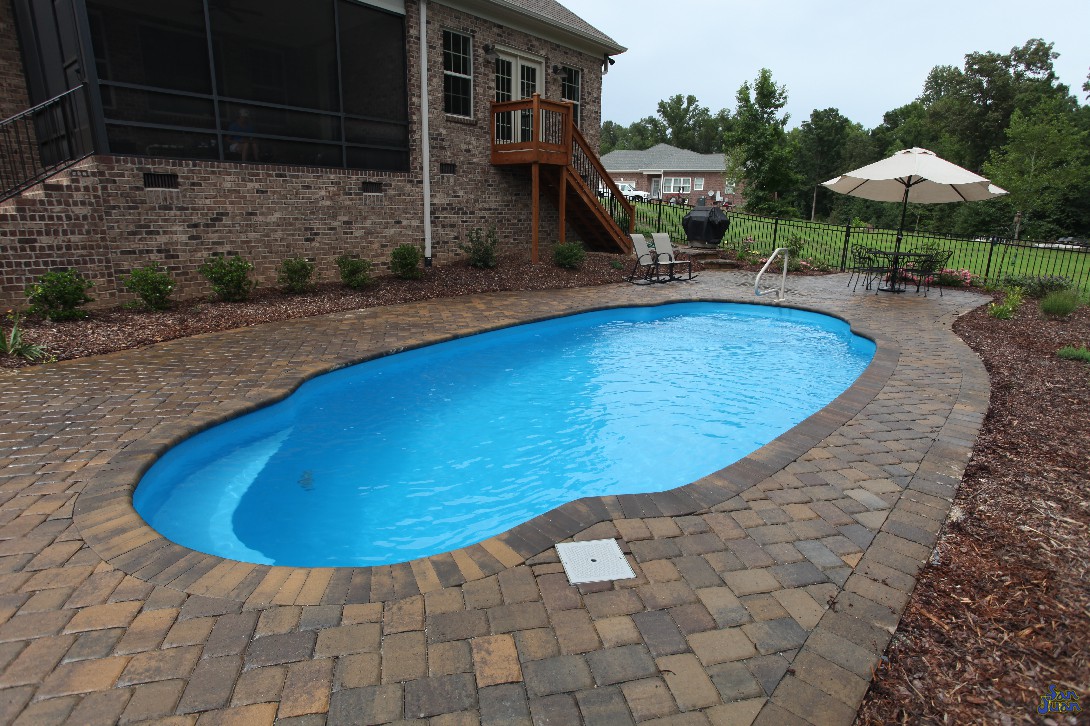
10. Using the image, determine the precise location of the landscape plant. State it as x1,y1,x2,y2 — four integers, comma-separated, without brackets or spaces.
0,313,46,361
461,227,499,269
1039,289,1082,317
552,241,586,269
391,244,423,279
277,257,315,294
123,262,175,310
336,255,373,289
987,287,1024,320
997,273,1072,298
1057,344,1090,363
199,254,255,302
26,268,94,320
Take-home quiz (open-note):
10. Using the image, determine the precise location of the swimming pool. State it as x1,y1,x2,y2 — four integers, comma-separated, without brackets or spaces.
134,302,875,567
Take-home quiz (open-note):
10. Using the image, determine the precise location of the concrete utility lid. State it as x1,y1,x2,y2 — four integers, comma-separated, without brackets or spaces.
555,539,635,584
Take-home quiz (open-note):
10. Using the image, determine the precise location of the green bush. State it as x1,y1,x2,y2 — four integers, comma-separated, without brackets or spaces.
987,287,1024,320
26,268,94,320
461,227,499,269
391,244,422,279
277,257,315,294
336,255,373,289
199,254,255,302
1,313,46,361
1039,289,1082,318
1057,345,1090,363
997,273,1072,298
123,262,175,310
552,241,586,269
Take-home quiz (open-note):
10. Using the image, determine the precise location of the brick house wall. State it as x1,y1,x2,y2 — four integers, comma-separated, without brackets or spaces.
609,171,739,208
0,0,28,119
0,0,611,309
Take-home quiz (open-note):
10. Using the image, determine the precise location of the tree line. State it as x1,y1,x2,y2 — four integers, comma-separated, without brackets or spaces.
600,39,1090,241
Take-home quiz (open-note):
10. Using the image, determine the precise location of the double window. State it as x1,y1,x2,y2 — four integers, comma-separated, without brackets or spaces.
662,177,691,194
443,30,473,117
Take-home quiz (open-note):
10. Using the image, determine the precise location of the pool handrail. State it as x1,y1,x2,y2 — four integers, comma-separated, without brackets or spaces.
755,248,790,302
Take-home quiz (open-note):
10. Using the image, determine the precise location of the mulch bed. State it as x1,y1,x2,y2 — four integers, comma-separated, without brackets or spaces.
5,258,1088,721
857,300,1090,724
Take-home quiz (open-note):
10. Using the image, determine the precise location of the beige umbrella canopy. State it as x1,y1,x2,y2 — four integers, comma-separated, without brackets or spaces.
822,147,1008,250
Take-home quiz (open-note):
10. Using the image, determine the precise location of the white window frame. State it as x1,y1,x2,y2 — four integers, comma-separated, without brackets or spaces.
694,177,704,191
560,66,581,128
442,29,473,118
662,177,691,194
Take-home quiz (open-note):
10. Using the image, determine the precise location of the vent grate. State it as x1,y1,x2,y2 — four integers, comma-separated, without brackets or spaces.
361,181,383,194
143,172,179,189
439,163,457,175
556,539,635,584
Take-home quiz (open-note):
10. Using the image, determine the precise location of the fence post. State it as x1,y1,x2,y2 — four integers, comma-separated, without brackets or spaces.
656,199,663,233
984,238,996,281
839,224,852,271
772,218,779,248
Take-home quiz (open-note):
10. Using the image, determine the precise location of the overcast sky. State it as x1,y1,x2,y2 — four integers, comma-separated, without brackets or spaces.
560,0,1090,131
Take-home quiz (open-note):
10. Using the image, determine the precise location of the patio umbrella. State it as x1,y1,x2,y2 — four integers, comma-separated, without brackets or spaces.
822,147,1008,252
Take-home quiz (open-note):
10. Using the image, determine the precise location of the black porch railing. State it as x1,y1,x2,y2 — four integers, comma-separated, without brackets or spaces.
1,85,94,202
625,199,1090,292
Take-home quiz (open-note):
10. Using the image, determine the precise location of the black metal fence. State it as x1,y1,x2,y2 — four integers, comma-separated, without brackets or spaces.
629,199,1090,292
1,85,94,202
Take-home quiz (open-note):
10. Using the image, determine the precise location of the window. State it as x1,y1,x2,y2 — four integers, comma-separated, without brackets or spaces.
443,30,472,117
662,177,691,194
560,66,581,127
694,177,704,191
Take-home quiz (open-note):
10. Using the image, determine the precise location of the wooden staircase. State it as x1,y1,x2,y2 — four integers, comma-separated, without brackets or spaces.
490,94,633,260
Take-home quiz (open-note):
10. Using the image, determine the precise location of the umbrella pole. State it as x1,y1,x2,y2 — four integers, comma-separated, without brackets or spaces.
890,184,911,291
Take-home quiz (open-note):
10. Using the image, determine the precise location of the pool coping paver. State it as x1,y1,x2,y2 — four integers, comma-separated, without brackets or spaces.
0,271,991,725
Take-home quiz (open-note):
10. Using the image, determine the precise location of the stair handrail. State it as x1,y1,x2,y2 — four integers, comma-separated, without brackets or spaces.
754,248,790,302
1,84,94,202
570,124,633,233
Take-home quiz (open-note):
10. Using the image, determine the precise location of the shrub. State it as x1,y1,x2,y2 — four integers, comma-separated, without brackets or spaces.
553,241,586,269
336,255,373,289
123,262,175,310
1,313,46,361
987,287,1023,320
26,268,94,321
391,244,422,279
1039,289,1082,317
1057,345,1090,363
997,273,1072,298
461,227,499,269
199,254,255,302
278,257,315,294
934,268,975,288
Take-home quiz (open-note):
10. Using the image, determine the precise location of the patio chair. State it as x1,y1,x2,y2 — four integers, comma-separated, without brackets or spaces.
650,233,695,281
847,244,885,293
628,233,664,283
911,248,954,297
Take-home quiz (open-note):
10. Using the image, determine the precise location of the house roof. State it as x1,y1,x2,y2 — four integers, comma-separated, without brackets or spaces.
601,143,725,173
496,0,624,53
443,0,625,56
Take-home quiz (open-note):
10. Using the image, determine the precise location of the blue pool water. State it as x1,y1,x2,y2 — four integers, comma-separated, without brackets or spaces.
134,303,875,567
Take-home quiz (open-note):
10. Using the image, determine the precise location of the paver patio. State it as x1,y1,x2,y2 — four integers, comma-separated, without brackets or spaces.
0,271,990,725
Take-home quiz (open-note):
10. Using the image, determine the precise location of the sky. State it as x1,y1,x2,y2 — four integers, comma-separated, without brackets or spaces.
560,0,1090,131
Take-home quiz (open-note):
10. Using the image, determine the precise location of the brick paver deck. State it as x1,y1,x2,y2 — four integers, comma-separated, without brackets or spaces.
0,271,989,725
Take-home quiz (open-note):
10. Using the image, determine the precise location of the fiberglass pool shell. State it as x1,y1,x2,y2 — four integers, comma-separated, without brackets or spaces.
133,302,876,567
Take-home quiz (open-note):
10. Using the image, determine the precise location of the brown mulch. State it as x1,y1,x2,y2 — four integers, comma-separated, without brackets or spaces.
5,257,1089,721
858,300,1090,724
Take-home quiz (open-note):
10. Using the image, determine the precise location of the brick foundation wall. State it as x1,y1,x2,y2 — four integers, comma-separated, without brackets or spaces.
0,1,614,309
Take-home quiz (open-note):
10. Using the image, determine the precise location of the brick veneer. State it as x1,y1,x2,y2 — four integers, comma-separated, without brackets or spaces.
0,0,28,120
0,0,610,308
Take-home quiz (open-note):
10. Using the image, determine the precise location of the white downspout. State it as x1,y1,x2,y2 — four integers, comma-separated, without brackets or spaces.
419,0,433,266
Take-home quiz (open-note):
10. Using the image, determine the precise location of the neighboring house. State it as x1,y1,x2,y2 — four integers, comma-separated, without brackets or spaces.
0,0,627,307
601,143,741,207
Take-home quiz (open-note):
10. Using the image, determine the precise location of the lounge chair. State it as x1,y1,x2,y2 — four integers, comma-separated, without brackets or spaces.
628,233,663,283
650,233,695,281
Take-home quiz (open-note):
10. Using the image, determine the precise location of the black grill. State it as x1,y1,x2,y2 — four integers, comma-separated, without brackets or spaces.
682,205,730,246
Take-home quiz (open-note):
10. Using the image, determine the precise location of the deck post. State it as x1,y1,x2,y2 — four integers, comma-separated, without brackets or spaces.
532,161,540,263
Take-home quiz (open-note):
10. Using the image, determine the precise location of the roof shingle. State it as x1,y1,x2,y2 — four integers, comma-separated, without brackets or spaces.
601,144,725,173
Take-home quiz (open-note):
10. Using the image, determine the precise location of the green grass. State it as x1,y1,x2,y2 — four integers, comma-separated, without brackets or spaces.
1057,345,1090,363
626,200,1090,294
